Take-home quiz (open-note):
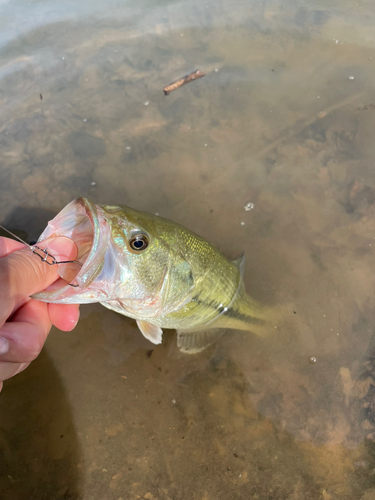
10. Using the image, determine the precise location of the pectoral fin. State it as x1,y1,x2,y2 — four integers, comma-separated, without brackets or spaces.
137,320,163,345
176,328,225,354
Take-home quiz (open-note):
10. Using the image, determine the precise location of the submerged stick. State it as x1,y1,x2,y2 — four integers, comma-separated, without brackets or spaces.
163,70,205,95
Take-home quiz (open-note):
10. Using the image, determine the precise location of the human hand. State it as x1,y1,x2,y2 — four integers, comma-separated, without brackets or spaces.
0,236,80,391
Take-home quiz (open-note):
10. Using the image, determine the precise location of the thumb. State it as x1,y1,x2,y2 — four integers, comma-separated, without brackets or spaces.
0,237,78,321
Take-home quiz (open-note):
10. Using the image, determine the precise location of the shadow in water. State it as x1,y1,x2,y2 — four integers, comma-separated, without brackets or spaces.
0,206,58,244
0,350,81,500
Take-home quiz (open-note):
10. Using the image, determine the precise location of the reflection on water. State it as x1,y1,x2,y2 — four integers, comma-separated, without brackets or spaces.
1,0,375,498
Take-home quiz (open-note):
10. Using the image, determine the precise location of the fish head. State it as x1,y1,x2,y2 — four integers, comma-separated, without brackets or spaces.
33,198,193,315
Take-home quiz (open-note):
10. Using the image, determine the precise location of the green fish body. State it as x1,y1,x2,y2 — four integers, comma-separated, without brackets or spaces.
34,198,273,352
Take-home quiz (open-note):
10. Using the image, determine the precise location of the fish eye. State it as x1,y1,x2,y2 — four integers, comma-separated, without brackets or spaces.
129,234,149,251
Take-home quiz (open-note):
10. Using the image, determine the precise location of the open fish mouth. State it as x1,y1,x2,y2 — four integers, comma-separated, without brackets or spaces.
33,197,111,303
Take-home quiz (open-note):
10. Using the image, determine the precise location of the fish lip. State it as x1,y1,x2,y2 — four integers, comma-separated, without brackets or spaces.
73,197,102,286
33,197,108,302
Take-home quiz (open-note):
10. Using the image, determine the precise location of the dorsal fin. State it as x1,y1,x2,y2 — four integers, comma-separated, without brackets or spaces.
232,253,245,278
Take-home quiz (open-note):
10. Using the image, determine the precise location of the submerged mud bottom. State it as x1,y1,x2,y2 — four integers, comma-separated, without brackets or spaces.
2,320,375,500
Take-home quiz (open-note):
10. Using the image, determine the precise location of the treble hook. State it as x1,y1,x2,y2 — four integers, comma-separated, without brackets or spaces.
0,224,82,287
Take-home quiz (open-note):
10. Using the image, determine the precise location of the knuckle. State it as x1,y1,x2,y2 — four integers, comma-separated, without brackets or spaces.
22,331,47,362
29,338,46,361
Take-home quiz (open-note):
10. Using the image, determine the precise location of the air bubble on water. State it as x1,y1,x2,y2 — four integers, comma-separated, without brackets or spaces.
172,399,176,405
126,146,131,150
214,68,218,72
349,76,354,80
83,118,87,122
91,181,96,186
309,357,317,364
144,101,149,106
244,202,254,211
180,33,184,37
240,222,245,226
204,143,208,146
61,56,65,60
335,39,339,44
155,212,159,216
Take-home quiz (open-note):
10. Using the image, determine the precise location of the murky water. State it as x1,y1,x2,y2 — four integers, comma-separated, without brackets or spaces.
1,0,375,498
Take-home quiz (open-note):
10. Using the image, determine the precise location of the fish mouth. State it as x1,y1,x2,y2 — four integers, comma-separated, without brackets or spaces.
33,197,110,303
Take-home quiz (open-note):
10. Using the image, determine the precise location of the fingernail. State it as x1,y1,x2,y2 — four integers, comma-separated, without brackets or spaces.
0,337,9,355
43,237,78,262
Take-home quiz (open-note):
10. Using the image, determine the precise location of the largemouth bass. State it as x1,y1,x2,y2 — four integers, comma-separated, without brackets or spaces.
34,198,277,353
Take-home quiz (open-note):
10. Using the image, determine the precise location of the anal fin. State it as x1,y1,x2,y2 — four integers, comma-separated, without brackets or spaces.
176,328,225,354
137,320,163,345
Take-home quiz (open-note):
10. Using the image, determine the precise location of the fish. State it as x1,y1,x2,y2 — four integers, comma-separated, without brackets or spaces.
33,198,278,353
163,70,205,95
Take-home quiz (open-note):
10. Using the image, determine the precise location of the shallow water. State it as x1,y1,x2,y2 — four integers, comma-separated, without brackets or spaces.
1,0,375,498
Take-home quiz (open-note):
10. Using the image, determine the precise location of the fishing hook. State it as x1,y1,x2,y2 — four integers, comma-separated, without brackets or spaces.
0,224,82,287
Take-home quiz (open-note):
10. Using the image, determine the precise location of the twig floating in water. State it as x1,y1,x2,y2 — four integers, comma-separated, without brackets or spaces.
163,70,205,95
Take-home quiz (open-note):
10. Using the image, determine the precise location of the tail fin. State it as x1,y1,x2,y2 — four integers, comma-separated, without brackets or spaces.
211,282,283,337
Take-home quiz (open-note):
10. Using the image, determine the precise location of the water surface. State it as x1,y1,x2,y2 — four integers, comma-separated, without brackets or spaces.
1,0,375,498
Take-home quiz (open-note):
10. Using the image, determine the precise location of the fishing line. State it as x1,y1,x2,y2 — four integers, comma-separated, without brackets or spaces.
0,224,82,286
